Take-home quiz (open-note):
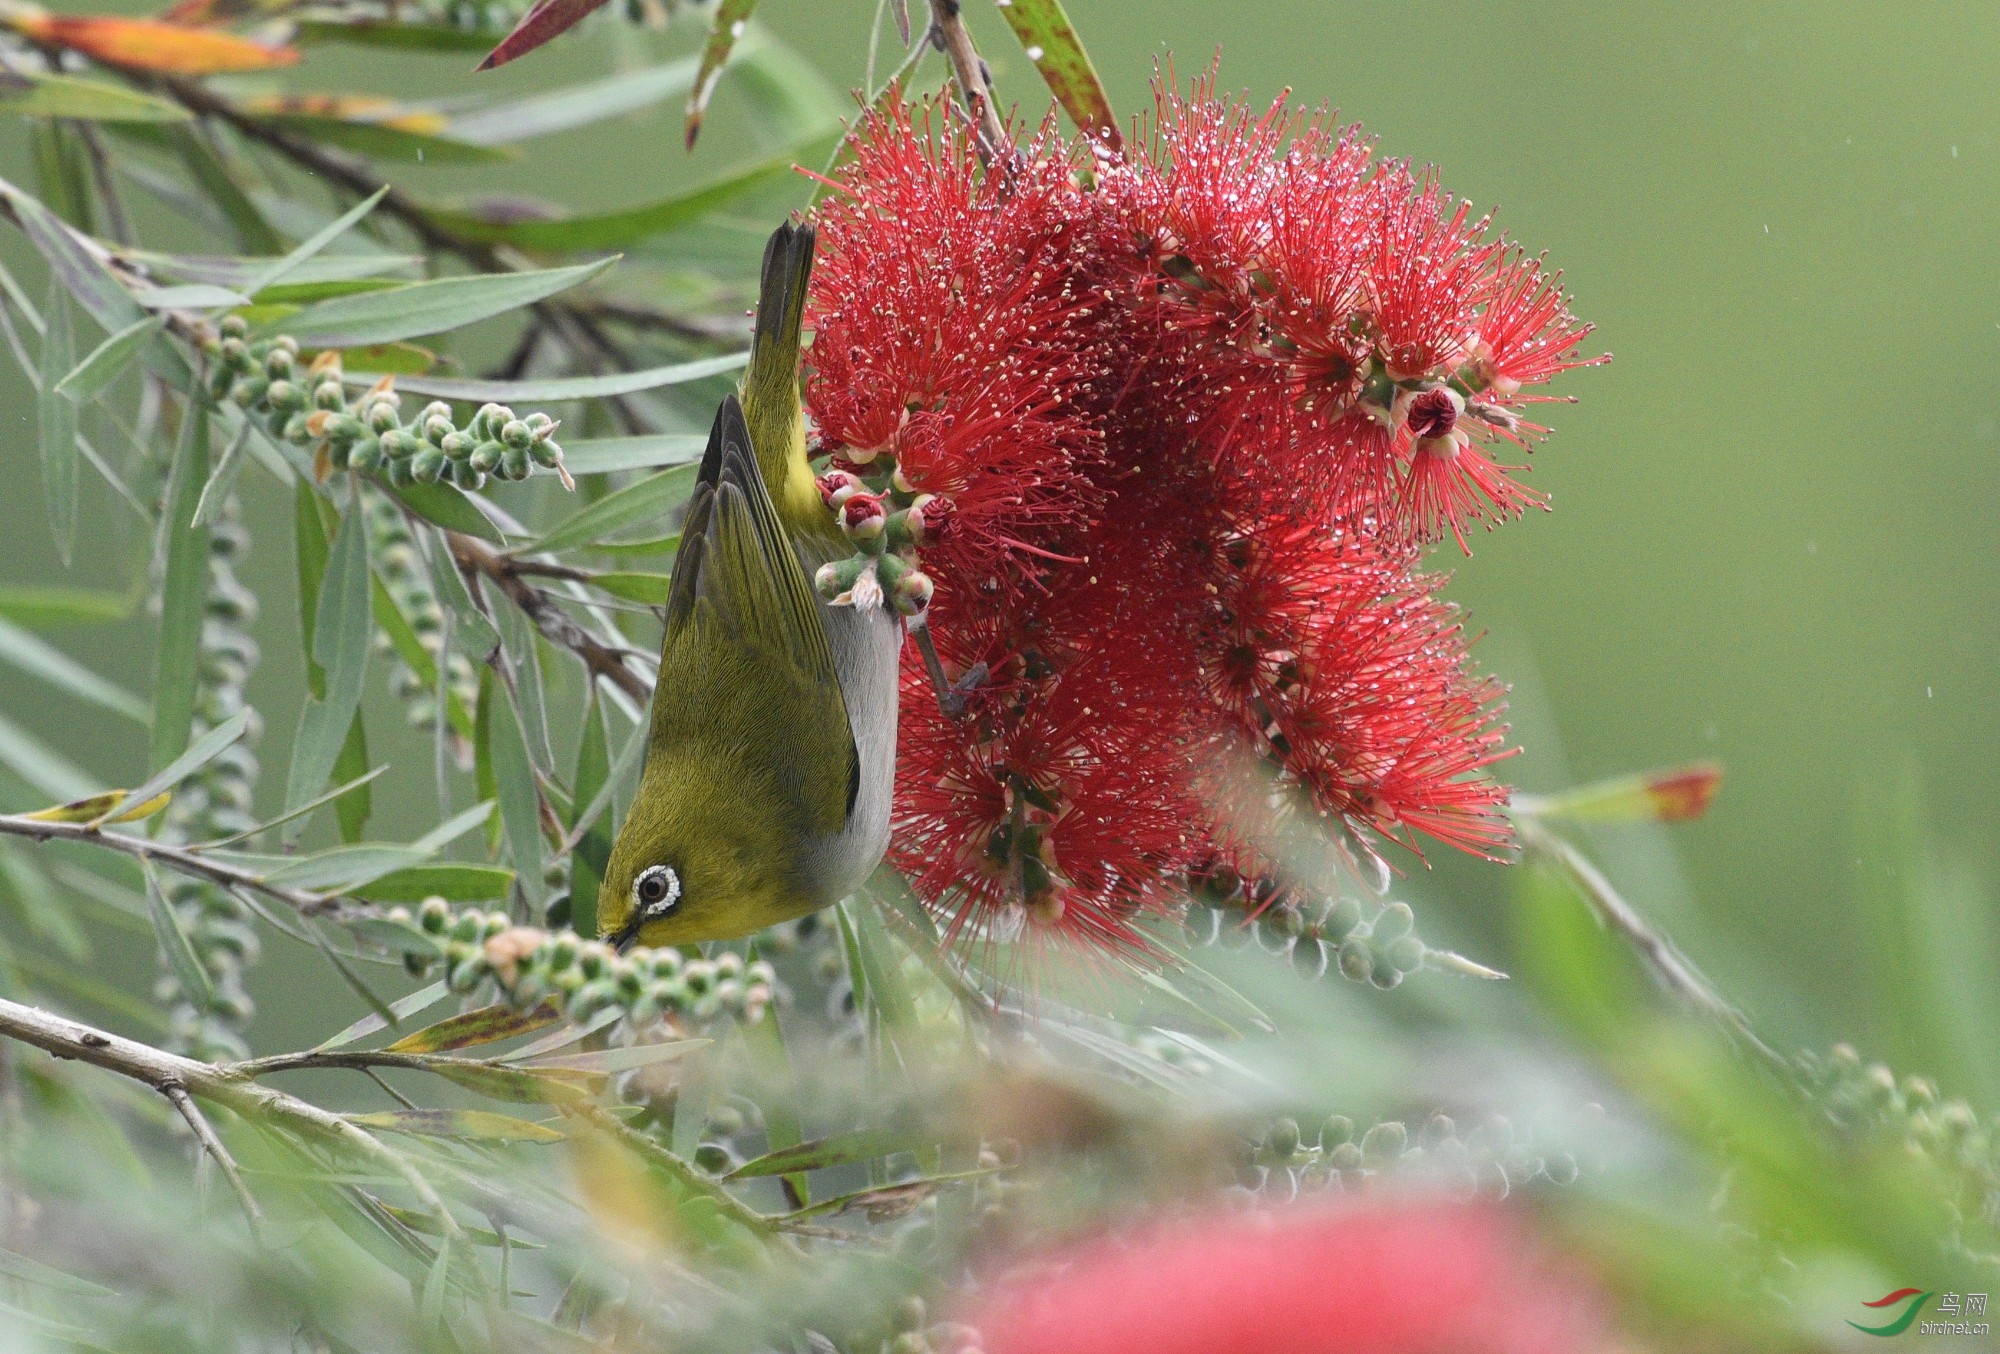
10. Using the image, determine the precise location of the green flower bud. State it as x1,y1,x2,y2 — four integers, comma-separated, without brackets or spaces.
529,438,563,468
500,446,530,480
364,400,401,434
347,439,384,472
1369,959,1403,990
500,418,532,450
380,429,423,459
1336,938,1373,983
651,947,683,979
1264,1117,1301,1159
1318,1114,1354,1149
385,455,415,486
231,376,270,407
1328,1141,1363,1171
420,400,452,424
1374,901,1414,942
265,379,305,413
1361,1120,1407,1160
546,935,578,972
1325,895,1364,942
313,381,346,411
469,440,504,474
410,448,447,483
1419,1113,1456,1152
219,315,248,341
683,960,715,995
744,960,775,987
264,347,294,379
693,1142,733,1175
1383,934,1426,973
450,912,482,944
218,336,247,368
450,460,485,491
419,897,452,934
569,978,619,1020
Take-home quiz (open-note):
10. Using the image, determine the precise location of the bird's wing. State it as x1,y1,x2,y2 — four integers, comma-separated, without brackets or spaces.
657,395,856,836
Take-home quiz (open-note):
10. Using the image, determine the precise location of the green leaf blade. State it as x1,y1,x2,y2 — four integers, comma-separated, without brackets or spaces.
279,258,616,348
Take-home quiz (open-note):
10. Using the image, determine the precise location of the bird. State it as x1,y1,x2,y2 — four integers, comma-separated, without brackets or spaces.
598,223,902,951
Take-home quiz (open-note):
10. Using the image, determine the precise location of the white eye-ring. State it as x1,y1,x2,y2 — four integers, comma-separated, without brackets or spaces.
633,864,681,918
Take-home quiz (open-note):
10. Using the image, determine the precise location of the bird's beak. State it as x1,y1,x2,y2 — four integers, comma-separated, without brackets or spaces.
610,917,642,954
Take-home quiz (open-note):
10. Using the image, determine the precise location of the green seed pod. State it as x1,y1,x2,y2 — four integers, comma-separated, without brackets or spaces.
1383,934,1426,973
1336,938,1373,983
1374,901,1415,942
500,446,530,480
410,448,446,483
1361,1120,1407,1160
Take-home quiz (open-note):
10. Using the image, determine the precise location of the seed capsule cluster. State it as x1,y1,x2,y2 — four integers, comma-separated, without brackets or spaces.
396,898,776,1031
1187,864,1435,990
364,487,478,749
812,462,945,620
205,317,569,491
1243,1111,1578,1204
156,502,264,1062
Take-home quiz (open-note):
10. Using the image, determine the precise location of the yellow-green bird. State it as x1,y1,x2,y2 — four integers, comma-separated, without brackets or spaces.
599,223,902,951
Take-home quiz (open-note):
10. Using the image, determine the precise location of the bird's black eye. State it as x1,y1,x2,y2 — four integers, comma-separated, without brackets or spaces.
633,864,681,918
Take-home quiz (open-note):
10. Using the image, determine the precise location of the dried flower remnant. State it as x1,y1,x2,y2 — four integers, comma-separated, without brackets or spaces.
803,74,1598,961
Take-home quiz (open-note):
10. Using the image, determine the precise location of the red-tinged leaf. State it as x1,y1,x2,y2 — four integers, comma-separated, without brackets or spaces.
1643,764,1724,822
11,15,298,75
1517,763,1724,826
430,1060,601,1104
383,1001,562,1054
994,0,1120,151
684,0,757,150
475,0,613,72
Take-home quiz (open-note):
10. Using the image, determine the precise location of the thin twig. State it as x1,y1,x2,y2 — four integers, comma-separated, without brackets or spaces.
1515,818,1788,1072
0,996,462,1239
161,1080,265,1235
448,532,652,706
926,0,1010,166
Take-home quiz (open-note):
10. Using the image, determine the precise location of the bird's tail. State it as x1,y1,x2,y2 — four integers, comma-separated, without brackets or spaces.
741,220,828,541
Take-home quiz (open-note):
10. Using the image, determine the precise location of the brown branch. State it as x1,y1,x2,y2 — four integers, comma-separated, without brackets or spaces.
927,0,1010,166
447,531,652,706
162,1080,265,1235
0,996,461,1238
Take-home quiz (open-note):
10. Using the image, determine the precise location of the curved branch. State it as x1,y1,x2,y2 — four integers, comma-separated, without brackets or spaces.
927,0,1011,166
447,531,653,706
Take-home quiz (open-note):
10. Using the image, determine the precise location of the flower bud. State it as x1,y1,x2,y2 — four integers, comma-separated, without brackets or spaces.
814,555,870,601
500,446,531,480
219,314,248,341
312,381,346,411
839,492,887,540
410,447,447,483
264,379,303,412
468,440,504,474
1361,1120,1407,1160
816,469,865,507
902,493,951,544
450,460,485,491
347,439,384,472
500,418,533,450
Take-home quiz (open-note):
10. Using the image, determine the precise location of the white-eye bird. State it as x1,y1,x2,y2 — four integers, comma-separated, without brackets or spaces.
600,223,901,950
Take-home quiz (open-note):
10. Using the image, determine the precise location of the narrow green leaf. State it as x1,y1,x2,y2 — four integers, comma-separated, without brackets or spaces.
430,1060,599,1104
0,181,156,344
0,583,133,627
380,478,504,544
0,710,95,802
332,713,372,843
355,863,516,903
0,615,146,723
426,531,501,655
198,765,387,848
262,844,431,892
0,73,190,123
295,19,500,52
255,278,400,305
253,114,516,165
586,571,673,606
568,691,611,938
120,708,254,823
483,673,544,909
141,859,213,1008
386,1002,562,1055
30,120,91,232
517,1040,704,1074
52,314,163,403
284,496,371,821
166,125,284,256
560,434,707,476
133,284,249,310
530,463,699,555
294,478,334,698
151,404,211,769
351,1108,565,1143
996,0,1122,149
726,1127,922,1180
241,187,390,298
739,984,805,1203
779,1168,996,1222
136,248,420,291
425,153,801,251
450,53,705,146
36,277,77,565
354,352,746,404
413,800,498,857
372,572,476,740
190,417,252,528
316,980,451,1051
280,258,617,348
685,0,760,149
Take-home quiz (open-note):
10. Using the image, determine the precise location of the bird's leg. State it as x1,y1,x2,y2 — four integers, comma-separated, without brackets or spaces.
912,625,986,719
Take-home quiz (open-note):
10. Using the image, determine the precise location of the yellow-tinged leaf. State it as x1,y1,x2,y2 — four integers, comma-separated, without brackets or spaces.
10,15,299,74
349,1108,565,1143
324,342,435,375
384,1001,561,1054
23,789,170,824
238,94,448,136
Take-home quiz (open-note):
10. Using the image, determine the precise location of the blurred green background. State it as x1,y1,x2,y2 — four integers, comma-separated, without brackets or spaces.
1,0,1993,1061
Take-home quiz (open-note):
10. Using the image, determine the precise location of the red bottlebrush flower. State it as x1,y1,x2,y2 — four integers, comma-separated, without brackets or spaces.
1205,514,1515,861
805,99,1116,592
965,1199,1612,1354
